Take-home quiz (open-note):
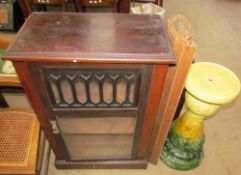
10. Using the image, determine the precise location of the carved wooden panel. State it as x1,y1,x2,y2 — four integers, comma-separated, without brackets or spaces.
44,69,141,108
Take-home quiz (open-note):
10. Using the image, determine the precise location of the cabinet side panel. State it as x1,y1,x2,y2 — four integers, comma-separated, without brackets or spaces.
131,65,152,159
13,62,65,160
149,43,195,163
138,65,168,158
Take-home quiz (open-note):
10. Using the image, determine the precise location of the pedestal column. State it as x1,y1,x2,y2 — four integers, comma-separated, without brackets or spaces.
161,62,240,170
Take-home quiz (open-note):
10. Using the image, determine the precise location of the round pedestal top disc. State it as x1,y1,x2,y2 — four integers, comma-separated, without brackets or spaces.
185,62,240,104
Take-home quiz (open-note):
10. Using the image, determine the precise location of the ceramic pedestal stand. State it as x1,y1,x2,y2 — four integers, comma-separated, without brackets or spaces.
161,62,240,170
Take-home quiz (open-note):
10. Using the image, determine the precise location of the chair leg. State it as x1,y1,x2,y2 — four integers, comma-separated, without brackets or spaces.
74,0,84,12
0,93,9,108
61,0,67,12
112,0,118,13
22,0,32,17
159,0,163,6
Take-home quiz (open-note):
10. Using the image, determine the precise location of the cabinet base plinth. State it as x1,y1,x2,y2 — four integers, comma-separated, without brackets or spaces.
55,159,148,169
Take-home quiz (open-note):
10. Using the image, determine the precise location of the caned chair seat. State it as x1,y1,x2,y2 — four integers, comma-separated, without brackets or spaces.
0,109,40,174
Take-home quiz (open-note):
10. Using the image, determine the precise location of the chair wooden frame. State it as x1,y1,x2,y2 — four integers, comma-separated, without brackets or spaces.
73,0,118,13
20,0,67,18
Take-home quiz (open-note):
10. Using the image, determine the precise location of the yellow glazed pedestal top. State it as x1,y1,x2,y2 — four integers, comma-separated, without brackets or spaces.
185,62,240,104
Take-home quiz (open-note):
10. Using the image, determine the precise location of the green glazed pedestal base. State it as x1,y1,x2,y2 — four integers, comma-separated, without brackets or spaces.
160,62,240,170
160,127,204,170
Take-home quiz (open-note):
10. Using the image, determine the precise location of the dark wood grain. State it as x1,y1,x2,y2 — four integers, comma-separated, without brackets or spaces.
29,62,154,161
131,65,152,159
55,159,148,169
12,62,66,160
4,13,176,169
4,13,174,64
138,64,168,158
149,40,196,164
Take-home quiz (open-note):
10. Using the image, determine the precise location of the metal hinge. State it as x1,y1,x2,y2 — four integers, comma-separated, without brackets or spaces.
50,120,60,134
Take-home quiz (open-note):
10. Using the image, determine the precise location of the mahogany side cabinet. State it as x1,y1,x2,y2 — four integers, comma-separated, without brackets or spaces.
3,12,175,169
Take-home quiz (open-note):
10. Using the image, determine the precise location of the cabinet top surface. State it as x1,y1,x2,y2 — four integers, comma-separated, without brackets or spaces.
4,12,175,64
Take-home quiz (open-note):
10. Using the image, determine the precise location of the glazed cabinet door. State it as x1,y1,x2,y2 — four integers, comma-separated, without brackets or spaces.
56,113,136,160
29,63,153,162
